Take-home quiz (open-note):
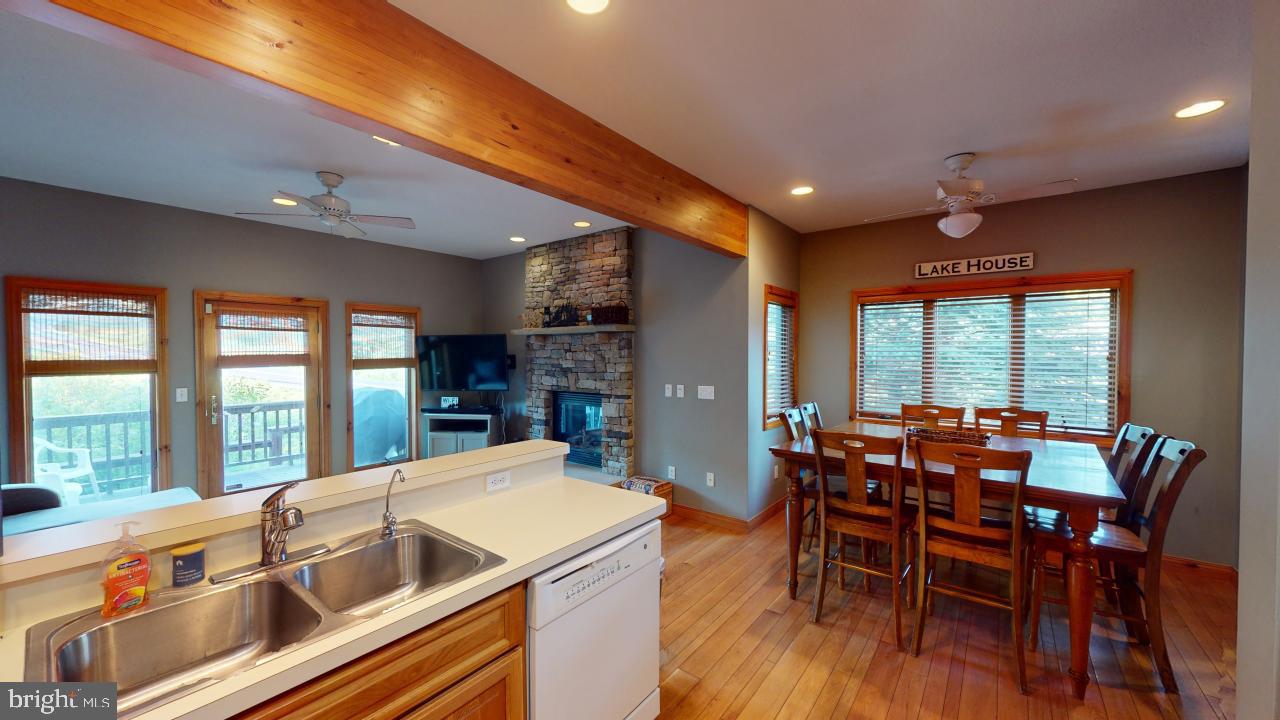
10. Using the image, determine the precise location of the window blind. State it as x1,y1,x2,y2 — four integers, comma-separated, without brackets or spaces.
765,297,797,419
351,310,416,361
856,287,1120,433
218,310,310,357
21,288,157,366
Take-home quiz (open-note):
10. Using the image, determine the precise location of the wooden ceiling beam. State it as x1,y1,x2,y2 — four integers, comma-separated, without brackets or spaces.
6,0,748,257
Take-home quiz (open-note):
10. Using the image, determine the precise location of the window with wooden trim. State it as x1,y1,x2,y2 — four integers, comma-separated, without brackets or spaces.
5,277,170,502
347,303,421,470
852,271,1131,436
764,285,798,429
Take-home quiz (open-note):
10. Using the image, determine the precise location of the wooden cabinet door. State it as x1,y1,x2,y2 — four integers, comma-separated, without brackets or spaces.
429,433,458,457
458,433,489,453
401,648,524,720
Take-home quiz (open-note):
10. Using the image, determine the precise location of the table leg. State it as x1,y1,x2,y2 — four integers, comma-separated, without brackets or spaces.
785,460,802,599
1065,504,1099,699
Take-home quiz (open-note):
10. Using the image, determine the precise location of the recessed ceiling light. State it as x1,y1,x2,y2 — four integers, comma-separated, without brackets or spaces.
371,135,401,146
790,186,815,196
1174,100,1226,119
510,236,527,243
567,0,609,13
273,197,298,206
573,220,592,228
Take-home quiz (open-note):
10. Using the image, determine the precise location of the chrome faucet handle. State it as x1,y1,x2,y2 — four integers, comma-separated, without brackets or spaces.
280,506,304,531
382,469,407,538
262,482,300,513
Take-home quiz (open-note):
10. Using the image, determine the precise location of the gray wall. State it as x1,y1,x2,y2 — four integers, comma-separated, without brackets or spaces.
478,251,528,440
745,208,801,518
1236,0,1280,712
633,229,750,518
0,178,485,489
799,168,1246,565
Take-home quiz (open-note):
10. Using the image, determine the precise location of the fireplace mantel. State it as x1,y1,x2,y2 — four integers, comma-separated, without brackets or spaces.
511,324,636,336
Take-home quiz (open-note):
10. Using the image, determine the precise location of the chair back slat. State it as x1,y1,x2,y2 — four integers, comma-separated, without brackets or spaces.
1127,437,1206,557
900,403,965,430
799,402,824,434
778,407,806,441
812,430,903,521
1107,423,1159,505
973,407,1049,439
911,439,1032,549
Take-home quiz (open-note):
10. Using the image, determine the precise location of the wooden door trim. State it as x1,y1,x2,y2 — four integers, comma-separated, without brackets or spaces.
194,290,329,497
345,301,422,472
8,0,748,257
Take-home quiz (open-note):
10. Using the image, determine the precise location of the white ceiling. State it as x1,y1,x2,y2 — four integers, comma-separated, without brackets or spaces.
0,11,623,260
394,0,1252,233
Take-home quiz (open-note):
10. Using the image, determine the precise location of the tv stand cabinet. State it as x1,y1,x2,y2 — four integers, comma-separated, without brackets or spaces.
421,410,502,458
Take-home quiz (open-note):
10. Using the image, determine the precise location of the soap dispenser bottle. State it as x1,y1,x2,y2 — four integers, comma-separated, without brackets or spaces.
101,521,151,617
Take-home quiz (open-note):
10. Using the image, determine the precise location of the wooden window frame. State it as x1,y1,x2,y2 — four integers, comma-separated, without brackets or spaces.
5,276,171,490
193,290,329,497
763,284,799,430
346,302,422,472
849,269,1132,444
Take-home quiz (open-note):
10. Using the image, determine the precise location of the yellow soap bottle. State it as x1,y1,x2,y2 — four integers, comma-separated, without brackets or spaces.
101,521,151,617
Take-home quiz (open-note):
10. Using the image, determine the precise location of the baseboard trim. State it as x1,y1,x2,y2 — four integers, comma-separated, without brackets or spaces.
671,495,788,534
1165,554,1238,581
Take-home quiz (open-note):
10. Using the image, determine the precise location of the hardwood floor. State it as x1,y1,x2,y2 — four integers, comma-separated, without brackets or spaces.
657,513,1237,719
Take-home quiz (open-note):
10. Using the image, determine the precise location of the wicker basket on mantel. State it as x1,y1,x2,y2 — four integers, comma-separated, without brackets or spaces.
612,476,673,519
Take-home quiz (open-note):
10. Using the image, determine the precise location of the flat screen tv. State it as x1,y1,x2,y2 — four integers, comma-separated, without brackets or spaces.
417,334,509,391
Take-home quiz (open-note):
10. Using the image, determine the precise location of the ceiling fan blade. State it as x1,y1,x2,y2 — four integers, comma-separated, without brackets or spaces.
348,214,416,230
235,212,316,218
339,219,368,237
863,204,948,223
937,177,983,198
278,191,324,213
983,178,1079,204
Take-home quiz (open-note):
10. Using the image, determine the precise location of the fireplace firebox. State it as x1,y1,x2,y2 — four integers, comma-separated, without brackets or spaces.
553,391,604,467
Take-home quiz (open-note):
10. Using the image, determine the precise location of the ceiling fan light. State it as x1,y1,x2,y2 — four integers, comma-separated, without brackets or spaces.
937,211,982,238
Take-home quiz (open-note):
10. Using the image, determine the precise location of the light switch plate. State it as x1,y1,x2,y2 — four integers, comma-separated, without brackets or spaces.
667,465,676,480
697,385,715,400
676,384,685,398
486,470,512,493
706,472,715,487
664,384,672,397
175,388,189,403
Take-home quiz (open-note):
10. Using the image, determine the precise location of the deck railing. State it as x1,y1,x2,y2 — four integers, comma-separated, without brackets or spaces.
221,400,307,473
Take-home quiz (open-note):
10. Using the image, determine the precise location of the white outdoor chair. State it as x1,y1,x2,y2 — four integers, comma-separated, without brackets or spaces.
32,436,104,498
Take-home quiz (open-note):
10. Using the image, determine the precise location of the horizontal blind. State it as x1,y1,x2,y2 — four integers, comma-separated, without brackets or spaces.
22,287,157,365
218,309,309,356
856,287,1119,433
351,310,416,361
765,300,797,417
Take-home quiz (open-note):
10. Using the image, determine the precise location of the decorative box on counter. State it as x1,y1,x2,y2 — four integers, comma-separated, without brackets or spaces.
612,476,673,519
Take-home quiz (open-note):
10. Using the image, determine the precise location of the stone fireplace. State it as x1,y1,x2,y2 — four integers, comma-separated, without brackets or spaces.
521,228,634,476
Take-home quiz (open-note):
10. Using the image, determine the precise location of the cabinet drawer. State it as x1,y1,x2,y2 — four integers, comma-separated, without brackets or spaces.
401,648,524,720
235,585,524,720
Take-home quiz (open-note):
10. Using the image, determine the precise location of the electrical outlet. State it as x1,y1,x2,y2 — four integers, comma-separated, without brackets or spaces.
485,470,512,493
676,384,685,398
667,465,676,480
664,384,672,397
175,388,189,403
697,385,715,400
706,472,715,487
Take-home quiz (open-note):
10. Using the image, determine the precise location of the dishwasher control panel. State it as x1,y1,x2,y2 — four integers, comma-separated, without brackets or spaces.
529,520,662,627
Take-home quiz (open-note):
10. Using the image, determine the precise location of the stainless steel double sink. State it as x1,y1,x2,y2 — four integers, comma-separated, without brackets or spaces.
25,520,505,717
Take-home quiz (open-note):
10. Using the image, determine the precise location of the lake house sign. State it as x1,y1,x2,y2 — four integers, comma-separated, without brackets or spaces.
914,252,1034,280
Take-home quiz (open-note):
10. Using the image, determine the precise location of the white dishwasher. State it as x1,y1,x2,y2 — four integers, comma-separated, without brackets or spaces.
528,519,662,720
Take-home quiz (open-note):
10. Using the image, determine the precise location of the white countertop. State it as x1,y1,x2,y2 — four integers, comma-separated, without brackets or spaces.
0,475,665,720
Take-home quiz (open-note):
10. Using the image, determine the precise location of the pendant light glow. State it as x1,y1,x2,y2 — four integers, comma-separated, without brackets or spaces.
1174,100,1226,119
567,0,609,14
573,220,592,228
510,236,527,243
790,186,815,196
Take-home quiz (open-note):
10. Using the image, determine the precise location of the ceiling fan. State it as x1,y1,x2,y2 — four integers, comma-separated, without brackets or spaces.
864,153,1079,238
236,171,416,237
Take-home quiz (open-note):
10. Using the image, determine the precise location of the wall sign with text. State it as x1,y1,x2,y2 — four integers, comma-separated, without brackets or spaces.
914,252,1035,279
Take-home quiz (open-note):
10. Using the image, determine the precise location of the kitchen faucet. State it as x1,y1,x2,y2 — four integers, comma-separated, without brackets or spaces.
261,482,304,566
382,468,407,539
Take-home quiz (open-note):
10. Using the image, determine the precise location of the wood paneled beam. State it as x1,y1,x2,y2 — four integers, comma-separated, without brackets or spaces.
5,0,748,257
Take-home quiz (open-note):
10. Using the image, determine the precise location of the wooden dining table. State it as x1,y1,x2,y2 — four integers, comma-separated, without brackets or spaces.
769,419,1126,700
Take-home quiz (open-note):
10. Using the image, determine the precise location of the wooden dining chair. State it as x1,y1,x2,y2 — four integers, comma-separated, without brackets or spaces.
1028,437,1206,693
811,430,914,649
778,407,831,552
1107,423,1160,515
778,407,807,441
973,407,1049,439
900,403,966,430
909,438,1034,693
799,401,824,435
